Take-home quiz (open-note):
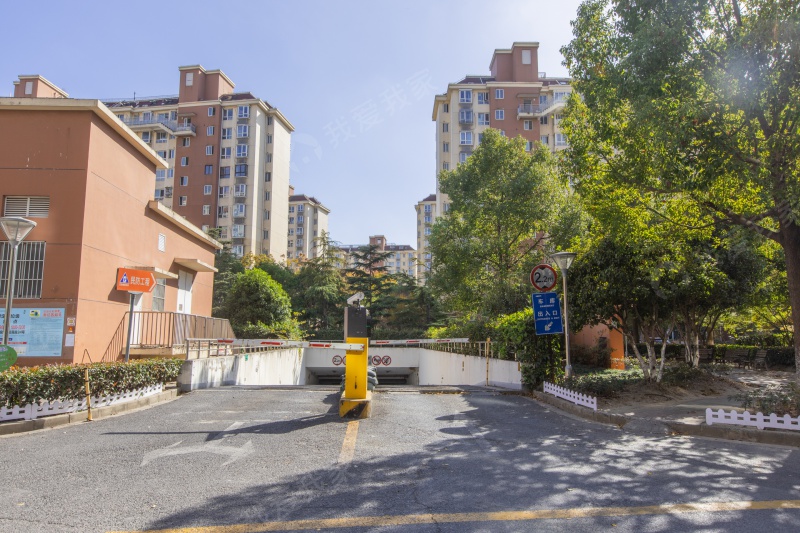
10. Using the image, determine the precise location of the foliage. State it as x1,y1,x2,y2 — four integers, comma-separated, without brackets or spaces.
734,384,800,417
378,274,443,338
345,244,395,318
220,269,293,336
561,0,800,371
291,235,348,333
0,358,182,408
428,129,572,316
568,364,706,398
209,228,245,316
235,320,303,340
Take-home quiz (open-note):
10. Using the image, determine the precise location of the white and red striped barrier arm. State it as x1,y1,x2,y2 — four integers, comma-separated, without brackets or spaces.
369,338,469,346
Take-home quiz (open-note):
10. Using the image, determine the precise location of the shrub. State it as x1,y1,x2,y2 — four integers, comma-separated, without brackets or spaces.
733,384,800,417
568,368,642,398
0,358,182,408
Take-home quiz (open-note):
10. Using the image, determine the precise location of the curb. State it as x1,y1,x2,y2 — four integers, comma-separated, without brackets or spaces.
532,391,800,448
0,388,180,437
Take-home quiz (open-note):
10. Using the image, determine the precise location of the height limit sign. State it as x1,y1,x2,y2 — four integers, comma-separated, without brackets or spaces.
530,264,558,292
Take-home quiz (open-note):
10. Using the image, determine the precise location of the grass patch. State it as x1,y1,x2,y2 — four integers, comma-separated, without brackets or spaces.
564,363,708,399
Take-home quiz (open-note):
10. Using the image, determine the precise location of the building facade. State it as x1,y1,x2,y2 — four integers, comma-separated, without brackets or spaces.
415,194,437,279
420,42,573,277
334,235,417,278
287,191,331,263
0,88,222,365
102,65,294,261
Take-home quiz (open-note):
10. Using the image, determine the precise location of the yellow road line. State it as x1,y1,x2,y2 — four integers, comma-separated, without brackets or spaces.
109,499,800,533
337,420,359,464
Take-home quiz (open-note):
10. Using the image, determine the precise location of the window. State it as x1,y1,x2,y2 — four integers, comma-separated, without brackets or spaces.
180,157,189,166
297,205,304,212
142,112,152,122
459,89,472,103
235,164,247,177
203,205,211,215
217,226,228,239
540,116,548,125
525,141,533,152
263,230,269,240
443,103,449,113
554,91,569,102
442,122,449,133
220,147,231,159
179,196,188,206
522,49,532,64
477,92,489,105
540,95,548,104
495,109,505,120
154,189,165,200
151,278,166,312
217,206,229,218
222,127,232,140
219,186,230,198
206,145,214,156
165,187,173,198
0,241,45,299
424,215,431,223
265,171,271,182
232,224,245,238
267,116,273,125
555,133,568,146
208,107,216,117
266,153,272,163
156,150,167,159
219,166,231,179
156,169,166,180
236,144,248,158
289,228,295,236
237,125,249,138
459,152,468,163
443,162,450,171
182,137,190,147
204,164,213,175
459,109,473,124
185,72,193,86
424,227,432,236
424,204,432,213
141,132,151,143
232,245,243,257
233,204,246,217
204,185,212,195
238,105,250,118
442,142,449,153
264,192,271,201
180,176,188,186
207,126,215,136
168,149,175,159
478,113,489,126
264,210,270,220
266,134,273,144
234,184,247,197
495,88,504,99
460,131,473,145
296,239,304,247
297,215,304,224
478,133,484,144
555,113,563,125
223,108,233,121
524,120,533,130
289,206,295,213
540,135,549,145
156,132,167,143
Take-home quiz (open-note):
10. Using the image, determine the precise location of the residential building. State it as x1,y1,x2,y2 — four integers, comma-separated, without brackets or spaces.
1,84,222,365
102,65,294,261
421,42,573,276
334,235,417,279
287,188,331,263
415,194,437,279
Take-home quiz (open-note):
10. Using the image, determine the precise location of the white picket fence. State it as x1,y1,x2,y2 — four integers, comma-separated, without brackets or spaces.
706,408,800,432
543,381,597,411
0,384,163,422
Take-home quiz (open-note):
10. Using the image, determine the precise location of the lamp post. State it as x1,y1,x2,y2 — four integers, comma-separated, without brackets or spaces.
551,251,577,380
1,217,37,347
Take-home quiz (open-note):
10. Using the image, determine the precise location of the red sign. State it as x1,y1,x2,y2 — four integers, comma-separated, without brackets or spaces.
116,268,156,293
530,264,558,292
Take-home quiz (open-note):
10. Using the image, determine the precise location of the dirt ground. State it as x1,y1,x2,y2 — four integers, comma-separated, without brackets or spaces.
598,371,754,410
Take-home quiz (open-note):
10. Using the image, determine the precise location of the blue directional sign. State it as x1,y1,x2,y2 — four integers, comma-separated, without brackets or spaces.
531,292,564,335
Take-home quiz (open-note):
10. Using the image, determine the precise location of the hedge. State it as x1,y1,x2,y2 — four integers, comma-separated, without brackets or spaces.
0,358,183,408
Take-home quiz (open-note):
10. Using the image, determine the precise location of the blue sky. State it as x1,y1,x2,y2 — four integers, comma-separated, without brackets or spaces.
0,0,584,247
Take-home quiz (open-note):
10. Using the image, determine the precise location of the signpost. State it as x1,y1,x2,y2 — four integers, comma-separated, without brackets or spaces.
116,268,156,363
531,292,564,336
0,345,17,372
530,264,558,292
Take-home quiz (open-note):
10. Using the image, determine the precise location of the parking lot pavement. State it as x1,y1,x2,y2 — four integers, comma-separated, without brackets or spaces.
1,386,800,532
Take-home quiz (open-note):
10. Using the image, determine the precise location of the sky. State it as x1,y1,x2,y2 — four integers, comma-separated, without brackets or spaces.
0,0,585,247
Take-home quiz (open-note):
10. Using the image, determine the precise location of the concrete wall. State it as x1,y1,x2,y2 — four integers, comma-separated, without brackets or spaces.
178,348,305,391
416,349,522,389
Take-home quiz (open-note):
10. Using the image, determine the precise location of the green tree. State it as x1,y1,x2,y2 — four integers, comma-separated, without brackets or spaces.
208,228,244,316
428,128,568,316
562,0,800,373
293,233,348,335
345,244,394,317
221,269,294,337
376,273,443,337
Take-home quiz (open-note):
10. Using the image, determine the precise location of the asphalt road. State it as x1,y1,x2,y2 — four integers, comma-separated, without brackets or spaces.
1,386,800,532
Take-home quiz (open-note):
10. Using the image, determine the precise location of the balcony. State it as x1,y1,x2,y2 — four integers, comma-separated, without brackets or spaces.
517,98,567,119
122,117,196,136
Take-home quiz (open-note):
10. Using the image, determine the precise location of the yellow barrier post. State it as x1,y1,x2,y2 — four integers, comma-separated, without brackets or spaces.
339,303,372,418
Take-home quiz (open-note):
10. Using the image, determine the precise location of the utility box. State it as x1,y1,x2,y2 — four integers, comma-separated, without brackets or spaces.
344,307,369,338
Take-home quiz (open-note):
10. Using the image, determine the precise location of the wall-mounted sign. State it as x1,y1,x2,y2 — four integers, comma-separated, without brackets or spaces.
116,268,156,293
0,308,66,356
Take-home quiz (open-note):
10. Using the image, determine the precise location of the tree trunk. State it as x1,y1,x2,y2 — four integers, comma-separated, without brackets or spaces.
779,222,800,382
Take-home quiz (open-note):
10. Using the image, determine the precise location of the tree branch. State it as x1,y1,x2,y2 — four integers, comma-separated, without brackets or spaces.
703,201,781,242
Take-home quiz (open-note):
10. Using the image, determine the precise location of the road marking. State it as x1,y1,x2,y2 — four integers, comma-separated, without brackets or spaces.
109,499,800,532
337,421,359,464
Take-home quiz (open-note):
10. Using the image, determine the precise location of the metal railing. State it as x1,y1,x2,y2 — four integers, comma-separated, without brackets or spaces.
517,99,566,116
121,117,197,134
102,313,234,362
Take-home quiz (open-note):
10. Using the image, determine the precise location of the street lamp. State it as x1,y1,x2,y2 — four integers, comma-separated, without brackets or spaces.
1,217,37,346
551,251,577,380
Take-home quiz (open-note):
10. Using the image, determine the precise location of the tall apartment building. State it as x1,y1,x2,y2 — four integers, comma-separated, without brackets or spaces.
288,189,330,262
103,65,294,260
419,42,573,276
415,194,437,278
334,235,417,278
